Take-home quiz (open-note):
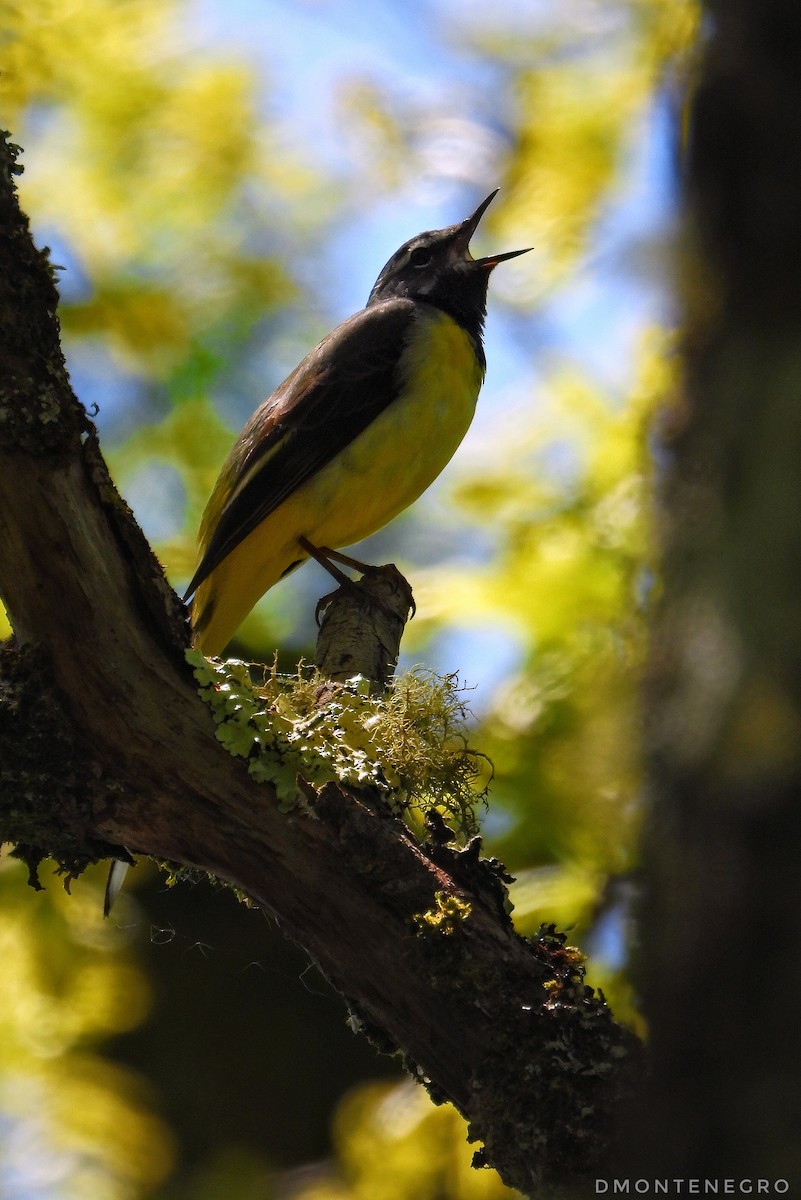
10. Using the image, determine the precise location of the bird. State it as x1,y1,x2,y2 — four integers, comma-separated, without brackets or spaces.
183,189,530,656
104,191,528,917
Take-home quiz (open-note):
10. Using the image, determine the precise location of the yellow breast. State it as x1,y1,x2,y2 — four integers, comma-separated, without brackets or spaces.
306,306,484,547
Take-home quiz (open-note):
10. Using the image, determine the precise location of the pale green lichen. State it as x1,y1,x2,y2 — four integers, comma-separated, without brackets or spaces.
187,651,490,833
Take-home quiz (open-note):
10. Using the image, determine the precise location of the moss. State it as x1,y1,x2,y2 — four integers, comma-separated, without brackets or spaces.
188,650,490,835
0,645,127,885
0,130,82,454
464,923,641,1185
412,890,473,936
423,813,516,926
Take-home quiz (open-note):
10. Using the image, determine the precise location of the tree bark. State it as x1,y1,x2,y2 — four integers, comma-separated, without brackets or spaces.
0,134,638,1198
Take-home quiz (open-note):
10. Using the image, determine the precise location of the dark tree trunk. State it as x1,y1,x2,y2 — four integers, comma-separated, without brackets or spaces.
634,0,801,1186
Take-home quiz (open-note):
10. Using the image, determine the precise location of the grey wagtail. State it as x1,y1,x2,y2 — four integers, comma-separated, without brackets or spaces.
183,189,530,655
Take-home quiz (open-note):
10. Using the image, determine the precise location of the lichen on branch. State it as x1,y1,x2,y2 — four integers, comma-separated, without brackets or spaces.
188,649,491,835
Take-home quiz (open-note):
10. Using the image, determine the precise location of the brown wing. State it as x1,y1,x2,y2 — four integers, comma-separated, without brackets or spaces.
183,298,417,599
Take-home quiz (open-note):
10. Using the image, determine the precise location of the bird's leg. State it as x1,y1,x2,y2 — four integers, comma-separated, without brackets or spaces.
297,536,355,587
300,538,405,581
314,545,377,574
298,536,361,624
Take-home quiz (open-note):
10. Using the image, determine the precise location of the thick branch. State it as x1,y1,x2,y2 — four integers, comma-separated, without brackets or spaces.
0,132,639,1196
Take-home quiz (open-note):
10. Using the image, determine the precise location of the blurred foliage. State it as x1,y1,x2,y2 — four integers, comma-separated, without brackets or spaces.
288,1080,521,1200
0,0,697,1195
0,856,172,1196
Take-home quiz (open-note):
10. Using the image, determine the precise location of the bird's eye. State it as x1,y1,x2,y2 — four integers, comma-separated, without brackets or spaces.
408,246,433,268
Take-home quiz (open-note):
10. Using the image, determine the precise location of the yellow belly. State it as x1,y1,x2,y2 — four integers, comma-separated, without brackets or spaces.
193,309,483,654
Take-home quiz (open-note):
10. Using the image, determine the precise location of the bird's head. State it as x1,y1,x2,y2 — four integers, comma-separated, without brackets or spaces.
366,190,530,341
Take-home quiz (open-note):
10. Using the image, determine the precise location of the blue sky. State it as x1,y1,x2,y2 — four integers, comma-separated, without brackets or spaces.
182,0,676,397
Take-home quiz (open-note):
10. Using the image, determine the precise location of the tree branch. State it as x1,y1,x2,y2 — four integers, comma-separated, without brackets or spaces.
0,131,639,1197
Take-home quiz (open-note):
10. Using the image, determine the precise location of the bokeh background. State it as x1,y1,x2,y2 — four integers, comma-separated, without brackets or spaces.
0,2,697,1196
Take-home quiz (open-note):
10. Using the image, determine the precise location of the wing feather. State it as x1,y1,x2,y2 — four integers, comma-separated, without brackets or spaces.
184,298,416,599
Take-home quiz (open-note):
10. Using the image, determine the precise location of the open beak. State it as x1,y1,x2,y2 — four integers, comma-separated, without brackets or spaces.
455,189,532,268
476,246,532,269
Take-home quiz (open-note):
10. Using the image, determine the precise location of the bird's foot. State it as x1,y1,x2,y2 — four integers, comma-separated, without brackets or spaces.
299,537,415,624
314,562,415,627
